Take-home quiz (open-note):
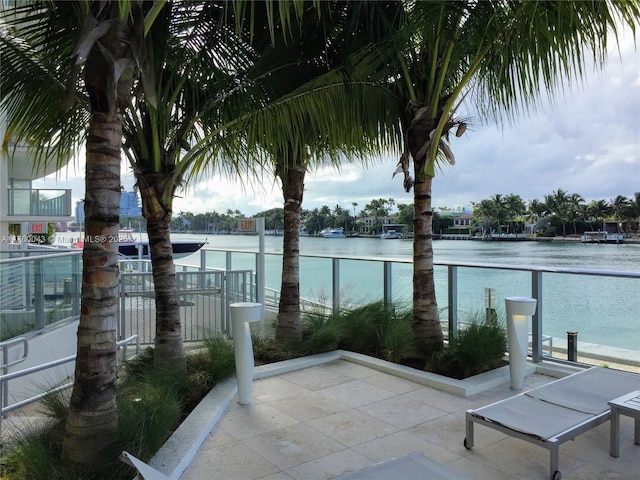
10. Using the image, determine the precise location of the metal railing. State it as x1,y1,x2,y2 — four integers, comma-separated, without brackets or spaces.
194,247,640,366
1,252,256,345
2,246,639,369
118,262,256,344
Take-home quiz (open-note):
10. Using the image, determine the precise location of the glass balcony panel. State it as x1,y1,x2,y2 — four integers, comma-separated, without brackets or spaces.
7,189,71,216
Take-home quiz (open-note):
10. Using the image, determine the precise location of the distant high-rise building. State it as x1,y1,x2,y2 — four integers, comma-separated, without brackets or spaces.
120,191,141,217
75,200,85,223
74,191,141,223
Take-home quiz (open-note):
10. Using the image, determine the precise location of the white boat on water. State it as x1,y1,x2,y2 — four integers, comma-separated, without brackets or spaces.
320,227,346,238
380,229,402,239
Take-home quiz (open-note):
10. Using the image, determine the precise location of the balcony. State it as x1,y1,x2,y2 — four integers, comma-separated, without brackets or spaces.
6,188,72,218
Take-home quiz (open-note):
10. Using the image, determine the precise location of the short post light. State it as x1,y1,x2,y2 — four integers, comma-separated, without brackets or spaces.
505,297,537,390
230,302,262,405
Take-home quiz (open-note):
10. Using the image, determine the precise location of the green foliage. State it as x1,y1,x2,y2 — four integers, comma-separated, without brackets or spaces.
253,301,416,364
0,434,59,480
117,382,182,459
0,339,237,479
185,334,237,400
427,318,508,379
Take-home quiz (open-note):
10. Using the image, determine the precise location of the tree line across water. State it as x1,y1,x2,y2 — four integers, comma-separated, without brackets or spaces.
140,190,639,236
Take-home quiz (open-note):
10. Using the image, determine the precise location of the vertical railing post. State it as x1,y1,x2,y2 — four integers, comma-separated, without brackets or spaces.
72,253,80,316
24,251,31,311
222,271,229,334
448,265,458,341
119,273,126,341
34,258,44,330
531,270,543,363
383,261,392,311
225,251,232,271
200,248,207,271
332,258,340,315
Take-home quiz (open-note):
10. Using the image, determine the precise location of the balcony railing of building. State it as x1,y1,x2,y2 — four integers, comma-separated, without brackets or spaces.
7,188,72,216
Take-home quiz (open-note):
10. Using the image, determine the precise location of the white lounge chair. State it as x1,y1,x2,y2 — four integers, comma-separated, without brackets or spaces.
464,367,640,480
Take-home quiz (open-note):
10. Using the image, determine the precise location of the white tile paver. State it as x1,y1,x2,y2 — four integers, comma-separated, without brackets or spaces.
179,360,640,480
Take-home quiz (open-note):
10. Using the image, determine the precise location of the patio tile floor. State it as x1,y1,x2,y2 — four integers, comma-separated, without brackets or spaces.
180,360,640,480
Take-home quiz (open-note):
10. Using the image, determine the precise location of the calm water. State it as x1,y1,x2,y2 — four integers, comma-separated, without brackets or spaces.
169,234,639,352
56,232,639,351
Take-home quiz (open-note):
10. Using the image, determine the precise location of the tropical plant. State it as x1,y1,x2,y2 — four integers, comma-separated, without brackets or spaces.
544,188,573,236
504,194,526,234
1,0,298,464
427,319,507,379
0,0,164,464
374,1,640,355
212,2,401,342
586,199,611,230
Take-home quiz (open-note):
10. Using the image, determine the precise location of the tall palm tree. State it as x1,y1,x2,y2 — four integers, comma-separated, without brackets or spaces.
586,199,611,230
380,1,639,352
610,195,632,222
229,2,400,342
118,2,257,372
568,193,585,235
0,0,161,466
545,189,572,236
504,194,525,234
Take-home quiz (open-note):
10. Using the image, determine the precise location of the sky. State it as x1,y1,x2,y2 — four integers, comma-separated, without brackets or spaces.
35,33,640,217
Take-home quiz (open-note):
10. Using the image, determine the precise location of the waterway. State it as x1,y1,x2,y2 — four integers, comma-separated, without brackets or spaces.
53,232,639,352
169,234,639,352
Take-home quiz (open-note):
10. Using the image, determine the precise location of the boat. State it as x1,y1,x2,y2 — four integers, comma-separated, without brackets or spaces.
72,229,207,259
380,224,405,239
320,227,346,238
380,229,403,239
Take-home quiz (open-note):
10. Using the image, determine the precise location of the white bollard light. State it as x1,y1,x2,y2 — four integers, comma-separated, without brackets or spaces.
230,302,262,405
504,297,537,390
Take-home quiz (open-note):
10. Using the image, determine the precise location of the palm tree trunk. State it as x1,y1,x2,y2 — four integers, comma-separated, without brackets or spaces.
412,174,443,352
63,113,120,465
138,174,186,373
275,159,306,342
408,121,444,353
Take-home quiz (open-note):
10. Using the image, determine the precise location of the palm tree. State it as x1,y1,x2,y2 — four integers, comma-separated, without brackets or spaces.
545,189,572,236
568,193,585,235
504,194,525,234
473,198,498,235
610,195,632,222
586,199,611,230
525,198,546,233
0,0,160,466
118,2,256,372
379,1,639,352
230,2,400,342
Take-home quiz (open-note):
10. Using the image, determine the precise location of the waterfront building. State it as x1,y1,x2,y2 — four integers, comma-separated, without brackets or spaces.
0,112,72,248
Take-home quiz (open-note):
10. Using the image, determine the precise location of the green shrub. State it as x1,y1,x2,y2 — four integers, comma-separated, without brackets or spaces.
427,318,507,379
0,434,58,480
117,381,182,459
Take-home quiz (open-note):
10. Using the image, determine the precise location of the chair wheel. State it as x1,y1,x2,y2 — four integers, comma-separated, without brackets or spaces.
552,471,561,480
463,438,471,450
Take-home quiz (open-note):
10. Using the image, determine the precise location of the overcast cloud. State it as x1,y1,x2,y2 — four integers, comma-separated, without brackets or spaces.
36,34,640,216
